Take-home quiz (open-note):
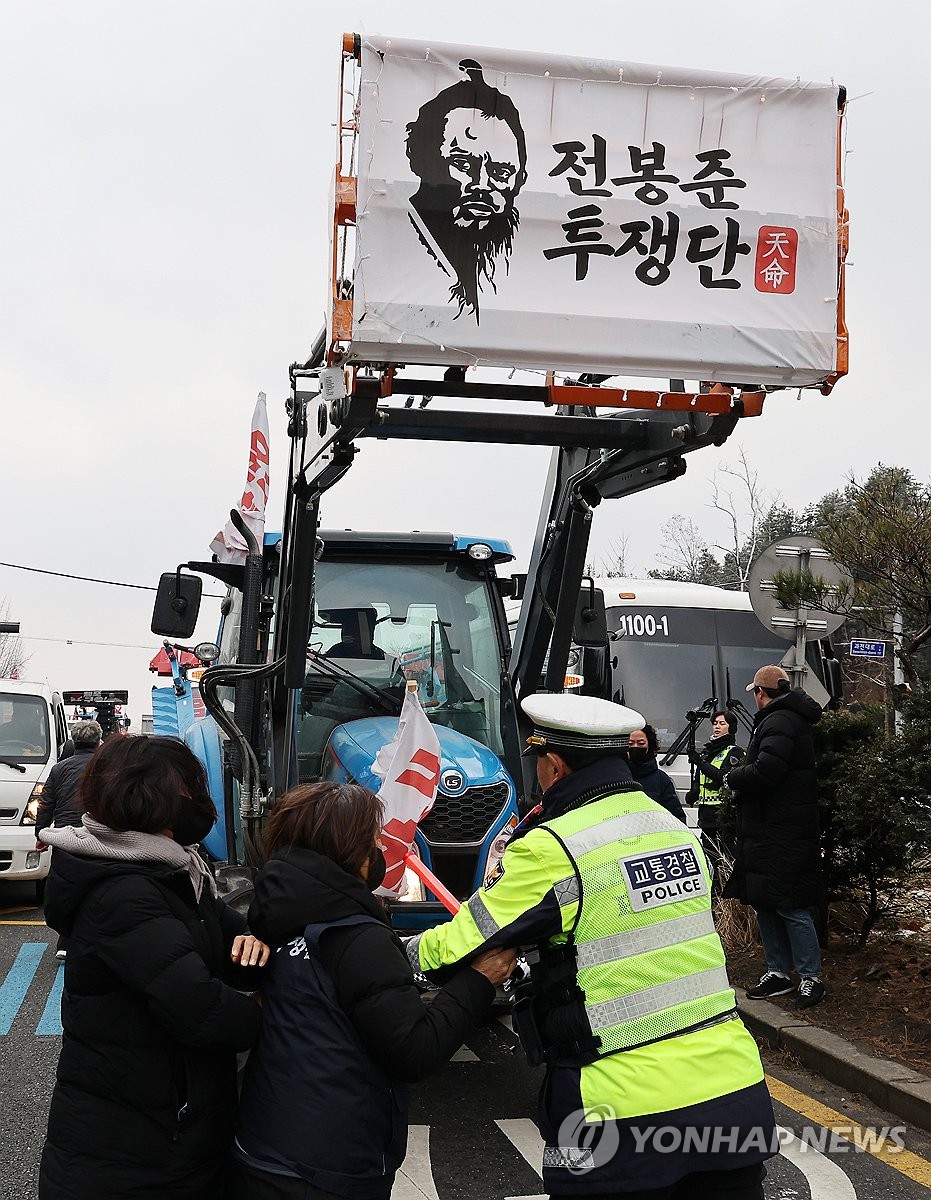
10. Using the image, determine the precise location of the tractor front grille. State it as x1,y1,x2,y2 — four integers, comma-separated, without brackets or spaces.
420,781,511,846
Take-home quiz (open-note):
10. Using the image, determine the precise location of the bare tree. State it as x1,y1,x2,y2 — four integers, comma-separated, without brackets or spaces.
650,516,725,585
709,448,778,590
0,601,29,679
588,534,630,579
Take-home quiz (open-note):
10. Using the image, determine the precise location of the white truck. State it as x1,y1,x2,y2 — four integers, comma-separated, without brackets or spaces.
0,680,70,900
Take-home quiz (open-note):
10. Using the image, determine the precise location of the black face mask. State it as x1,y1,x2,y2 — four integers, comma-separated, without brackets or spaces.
366,847,387,892
172,804,216,847
627,747,649,766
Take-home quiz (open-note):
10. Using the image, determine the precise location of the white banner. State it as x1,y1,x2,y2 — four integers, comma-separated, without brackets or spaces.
345,37,842,387
209,392,270,565
371,683,441,899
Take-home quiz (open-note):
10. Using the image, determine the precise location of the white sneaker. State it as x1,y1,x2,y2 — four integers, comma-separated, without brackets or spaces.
55,950,67,960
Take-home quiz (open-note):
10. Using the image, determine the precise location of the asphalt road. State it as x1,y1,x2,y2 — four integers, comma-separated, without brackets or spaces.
3,881,931,1200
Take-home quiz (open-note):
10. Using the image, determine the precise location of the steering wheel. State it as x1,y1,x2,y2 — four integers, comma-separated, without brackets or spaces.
0,739,42,754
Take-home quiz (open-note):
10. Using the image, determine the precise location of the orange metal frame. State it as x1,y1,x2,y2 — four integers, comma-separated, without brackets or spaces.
329,35,847,413
329,33,359,350
820,102,849,396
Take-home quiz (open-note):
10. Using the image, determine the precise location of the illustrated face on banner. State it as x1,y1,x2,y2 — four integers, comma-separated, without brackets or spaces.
405,61,527,321
440,110,522,228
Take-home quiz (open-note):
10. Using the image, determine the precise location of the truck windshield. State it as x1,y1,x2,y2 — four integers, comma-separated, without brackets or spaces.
296,557,505,779
0,693,51,763
607,606,785,749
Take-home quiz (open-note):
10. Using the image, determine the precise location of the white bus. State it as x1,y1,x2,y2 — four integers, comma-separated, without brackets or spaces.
510,577,841,808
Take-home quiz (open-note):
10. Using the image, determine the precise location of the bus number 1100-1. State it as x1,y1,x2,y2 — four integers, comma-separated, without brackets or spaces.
617,613,669,638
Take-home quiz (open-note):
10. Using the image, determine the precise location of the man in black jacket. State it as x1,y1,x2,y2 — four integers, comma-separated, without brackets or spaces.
724,666,826,1009
35,720,101,838
35,720,102,958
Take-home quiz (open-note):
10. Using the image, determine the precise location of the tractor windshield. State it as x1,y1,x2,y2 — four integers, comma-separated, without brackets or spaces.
295,556,505,780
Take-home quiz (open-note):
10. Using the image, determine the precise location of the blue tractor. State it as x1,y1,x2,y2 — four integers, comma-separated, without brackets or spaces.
151,335,755,926
153,529,526,930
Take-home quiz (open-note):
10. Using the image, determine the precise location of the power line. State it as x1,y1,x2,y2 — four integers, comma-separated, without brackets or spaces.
0,560,225,598
19,635,162,651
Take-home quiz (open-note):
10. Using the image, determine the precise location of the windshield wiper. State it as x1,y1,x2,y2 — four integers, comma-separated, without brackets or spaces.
0,758,26,773
305,651,402,716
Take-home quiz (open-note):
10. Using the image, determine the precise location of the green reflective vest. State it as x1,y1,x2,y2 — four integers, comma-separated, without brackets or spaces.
537,788,734,1056
698,747,732,805
413,785,764,1118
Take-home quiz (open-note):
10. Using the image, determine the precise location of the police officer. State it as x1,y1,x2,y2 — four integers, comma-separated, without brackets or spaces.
408,693,775,1199
690,710,743,885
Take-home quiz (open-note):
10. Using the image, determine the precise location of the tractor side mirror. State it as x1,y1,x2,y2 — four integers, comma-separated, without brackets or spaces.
151,571,203,639
501,573,527,601
573,581,607,647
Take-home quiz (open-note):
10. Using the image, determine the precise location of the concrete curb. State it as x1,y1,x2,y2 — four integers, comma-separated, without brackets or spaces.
737,996,931,1133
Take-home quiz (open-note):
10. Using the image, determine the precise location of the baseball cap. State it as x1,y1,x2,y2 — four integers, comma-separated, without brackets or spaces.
746,665,790,693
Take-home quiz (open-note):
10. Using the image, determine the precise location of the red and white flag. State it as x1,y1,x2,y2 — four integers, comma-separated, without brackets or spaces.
209,392,270,564
372,682,441,898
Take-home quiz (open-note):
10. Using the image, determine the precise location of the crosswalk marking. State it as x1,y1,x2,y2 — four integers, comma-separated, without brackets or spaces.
392,1125,439,1199
0,942,46,1034
36,963,64,1036
496,1119,543,1177
385,1117,878,1200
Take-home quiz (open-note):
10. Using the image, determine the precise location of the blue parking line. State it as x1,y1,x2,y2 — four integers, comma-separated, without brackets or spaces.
0,942,47,1035
36,963,64,1036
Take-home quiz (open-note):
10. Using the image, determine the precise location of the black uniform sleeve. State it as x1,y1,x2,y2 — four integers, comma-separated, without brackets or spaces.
659,772,687,823
728,720,792,794
322,922,495,1084
84,876,262,1051
696,744,744,788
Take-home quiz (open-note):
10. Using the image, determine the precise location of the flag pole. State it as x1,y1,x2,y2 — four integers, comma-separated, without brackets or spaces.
402,850,460,915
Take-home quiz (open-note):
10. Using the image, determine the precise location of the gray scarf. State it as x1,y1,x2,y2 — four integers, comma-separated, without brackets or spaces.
40,816,217,902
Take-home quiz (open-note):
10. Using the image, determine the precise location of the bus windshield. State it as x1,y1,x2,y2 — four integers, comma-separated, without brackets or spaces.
295,557,505,779
0,693,51,763
607,605,786,750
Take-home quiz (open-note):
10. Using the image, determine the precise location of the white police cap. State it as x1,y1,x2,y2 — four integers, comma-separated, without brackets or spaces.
520,693,645,755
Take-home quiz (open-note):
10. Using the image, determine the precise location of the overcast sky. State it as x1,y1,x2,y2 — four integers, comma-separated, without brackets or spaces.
2,0,929,724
